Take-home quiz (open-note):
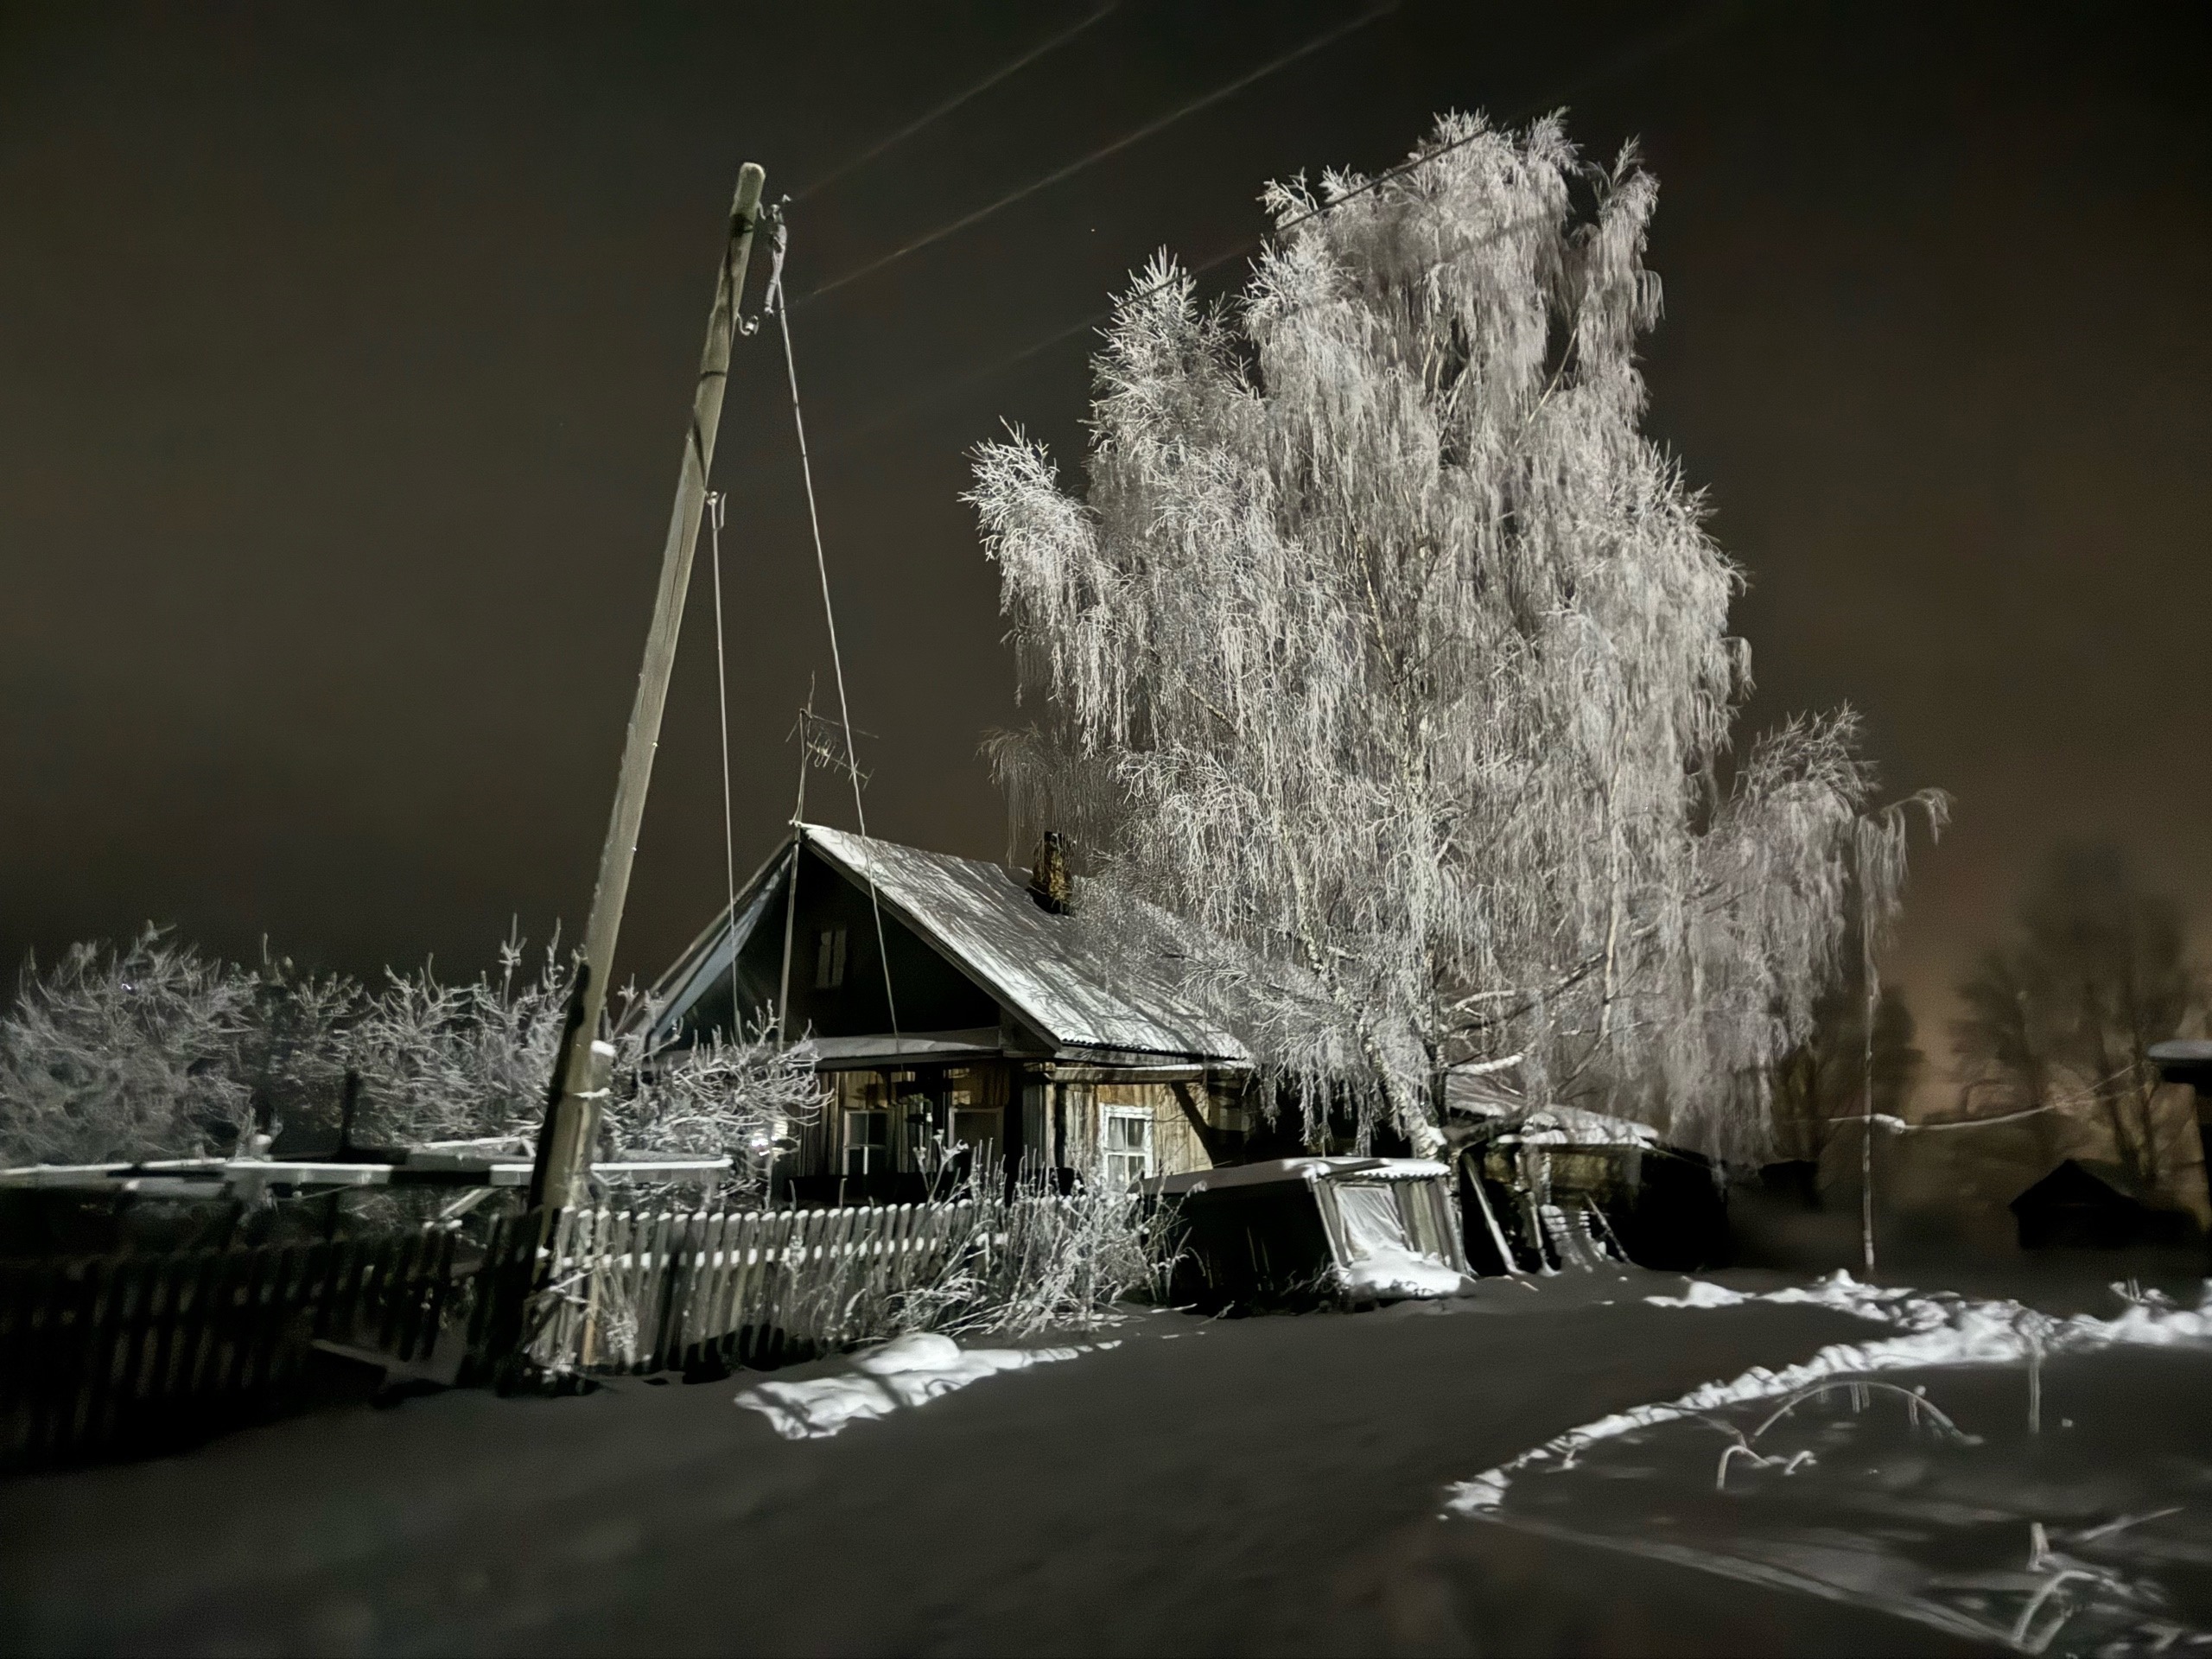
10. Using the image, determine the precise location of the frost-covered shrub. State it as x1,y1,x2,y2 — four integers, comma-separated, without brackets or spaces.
811,1150,1170,1344
0,930,259,1164
0,930,823,1198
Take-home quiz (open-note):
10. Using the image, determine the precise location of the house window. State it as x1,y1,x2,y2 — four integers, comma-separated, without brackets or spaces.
814,927,849,989
842,1109,888,1177
1101,1109,1154,1189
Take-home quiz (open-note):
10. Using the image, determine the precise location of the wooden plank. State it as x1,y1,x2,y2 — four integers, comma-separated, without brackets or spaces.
424,1227,459,1363
725,1211,760,1360
543,1206,584,1371
464,1214,506,1363
801,1209,832,1348
209,1248,259,1401
667,1211,706,1368
632,1211,669,1371
82,1255,134,1452
13,1260,56,1460
173,1250,226,1405
635,1211,671,1371
696,1211,734,1356
893,1203,918,1293
661,1211,694,1366
754,1211,792,1364
591,1208,627,1370
375,1232,416,1356
241,1243,293,1396
60,1256,113,1455
130,1254,175,1414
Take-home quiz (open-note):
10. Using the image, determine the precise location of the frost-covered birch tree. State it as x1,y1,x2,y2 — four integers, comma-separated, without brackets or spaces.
969,113,1943,1158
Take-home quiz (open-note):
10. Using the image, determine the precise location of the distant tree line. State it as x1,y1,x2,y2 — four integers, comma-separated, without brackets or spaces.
1772,842,2205,1206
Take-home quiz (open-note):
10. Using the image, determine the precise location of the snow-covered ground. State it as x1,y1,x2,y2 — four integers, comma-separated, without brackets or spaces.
3,1269,2207,1656
1449,1273,2212,1652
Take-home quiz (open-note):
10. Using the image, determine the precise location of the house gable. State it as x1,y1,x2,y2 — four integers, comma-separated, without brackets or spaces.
645,837,1016,1051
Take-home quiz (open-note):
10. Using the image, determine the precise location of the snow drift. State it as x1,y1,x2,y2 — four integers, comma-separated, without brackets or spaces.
735,1332,1109,1440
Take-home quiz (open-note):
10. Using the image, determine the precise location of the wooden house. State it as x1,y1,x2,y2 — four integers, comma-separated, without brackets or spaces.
639,824,1255,1205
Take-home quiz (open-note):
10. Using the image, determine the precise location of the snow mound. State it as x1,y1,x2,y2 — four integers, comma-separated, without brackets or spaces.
1644,1269,1917,1321
1341,1250,1470,1299
736,1333,1105,1440
1449,1276,2212,1514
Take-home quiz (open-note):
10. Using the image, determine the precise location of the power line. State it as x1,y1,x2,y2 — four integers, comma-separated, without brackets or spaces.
798,1,1400,306
757,3,1743,465
788,3,1122,207
761,213,903,1049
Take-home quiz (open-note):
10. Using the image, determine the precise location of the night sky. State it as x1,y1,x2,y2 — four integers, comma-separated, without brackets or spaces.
3,3,2206,1085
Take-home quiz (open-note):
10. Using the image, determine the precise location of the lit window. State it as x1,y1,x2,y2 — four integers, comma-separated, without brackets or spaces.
814,927,849,989
1101,1109,1154,1188
843,1109,887,1177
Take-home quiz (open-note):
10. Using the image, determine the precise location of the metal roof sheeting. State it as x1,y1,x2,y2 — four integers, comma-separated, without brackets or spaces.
802,824,1249,1065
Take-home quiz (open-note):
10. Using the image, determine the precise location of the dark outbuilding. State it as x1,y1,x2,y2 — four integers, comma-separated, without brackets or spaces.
2010,1158,2203,1252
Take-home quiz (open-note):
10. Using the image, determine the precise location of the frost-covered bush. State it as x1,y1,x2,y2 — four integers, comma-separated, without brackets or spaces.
803,1151,1169,1344
0,930,260,1164
970,112,1943,1158
0,929,823,1196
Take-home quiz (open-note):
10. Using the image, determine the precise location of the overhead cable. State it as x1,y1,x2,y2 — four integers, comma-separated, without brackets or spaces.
754,4,1739,464
800,1,1399,306
762,212,904,1047
704,489,744,1033
790,3,1122,206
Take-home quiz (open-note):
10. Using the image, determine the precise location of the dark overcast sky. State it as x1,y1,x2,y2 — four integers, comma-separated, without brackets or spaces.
3,2,2206,1066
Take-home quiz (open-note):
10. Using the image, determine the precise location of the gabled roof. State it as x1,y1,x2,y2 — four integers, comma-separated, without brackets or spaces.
801,824,1249,1065
642,823,1249,1066
2010,1157,2164,1212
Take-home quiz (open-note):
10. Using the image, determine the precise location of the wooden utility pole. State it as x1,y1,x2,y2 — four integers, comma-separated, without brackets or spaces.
529,162,768,1213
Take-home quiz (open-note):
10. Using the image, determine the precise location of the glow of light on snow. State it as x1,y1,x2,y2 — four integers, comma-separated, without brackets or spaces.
735,1332,1112,1440
1446,1274,2212,1514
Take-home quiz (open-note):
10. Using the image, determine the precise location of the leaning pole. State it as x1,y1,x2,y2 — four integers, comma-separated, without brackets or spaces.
528,162,769,1215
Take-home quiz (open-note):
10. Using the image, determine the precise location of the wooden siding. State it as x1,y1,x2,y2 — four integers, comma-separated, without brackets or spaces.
790,1063,1230,1196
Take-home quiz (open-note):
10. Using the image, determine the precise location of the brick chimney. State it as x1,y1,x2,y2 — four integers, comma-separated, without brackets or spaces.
1028,830,1071,914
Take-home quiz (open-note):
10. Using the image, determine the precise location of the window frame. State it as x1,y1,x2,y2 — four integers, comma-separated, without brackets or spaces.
814,926,849,990
842,1106,888,1176
1099,1106,1155,1189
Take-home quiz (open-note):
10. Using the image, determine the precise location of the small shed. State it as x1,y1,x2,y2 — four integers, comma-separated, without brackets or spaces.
2010,1159,2203,1252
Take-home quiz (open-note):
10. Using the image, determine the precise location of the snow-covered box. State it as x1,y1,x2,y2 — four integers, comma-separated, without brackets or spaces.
1143,1157,1471,1309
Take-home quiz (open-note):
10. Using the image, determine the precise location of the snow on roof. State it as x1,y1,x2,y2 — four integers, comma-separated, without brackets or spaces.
1501,1106,1663,1149
803,824,1249,1065
1146,1156,1450,1196
2151,1039,2212,1087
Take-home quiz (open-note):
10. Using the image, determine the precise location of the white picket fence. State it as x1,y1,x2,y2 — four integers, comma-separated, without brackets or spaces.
530,1201,986,1376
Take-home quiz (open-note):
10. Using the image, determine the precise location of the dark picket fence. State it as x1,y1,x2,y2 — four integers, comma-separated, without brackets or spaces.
0,1226,484,1471
0,1198,1006,1472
